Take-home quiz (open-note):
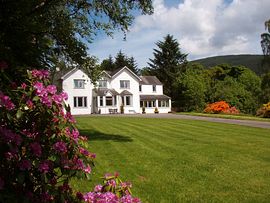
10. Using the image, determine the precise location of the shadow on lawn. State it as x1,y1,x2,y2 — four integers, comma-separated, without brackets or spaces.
79,129,133,142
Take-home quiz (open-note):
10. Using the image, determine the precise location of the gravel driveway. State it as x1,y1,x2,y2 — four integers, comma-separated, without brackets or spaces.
92,113,270,129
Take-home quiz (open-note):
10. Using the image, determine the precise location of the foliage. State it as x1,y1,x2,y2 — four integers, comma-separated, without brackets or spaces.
206,65,261,114
261,72,270,103
147,34,188,101
0,68,140,202
175,63,209,111
0,0,153,71
204,101,240,114
100,51,139,74
142,106,146,114
82,173,140,203
256,102,270,118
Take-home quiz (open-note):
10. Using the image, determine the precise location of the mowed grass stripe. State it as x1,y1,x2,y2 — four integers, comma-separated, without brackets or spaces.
74,116,270,203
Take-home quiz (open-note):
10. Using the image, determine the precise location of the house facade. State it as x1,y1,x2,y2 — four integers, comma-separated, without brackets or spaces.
61,67,171,115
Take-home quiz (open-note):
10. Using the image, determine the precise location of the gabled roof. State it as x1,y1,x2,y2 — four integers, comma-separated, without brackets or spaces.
139,76,163,85
95,88,119,96
102,66,141,81
120,90,133,96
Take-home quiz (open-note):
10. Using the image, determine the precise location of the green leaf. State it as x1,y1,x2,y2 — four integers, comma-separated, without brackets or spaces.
33,96,40,101
16,109,23,119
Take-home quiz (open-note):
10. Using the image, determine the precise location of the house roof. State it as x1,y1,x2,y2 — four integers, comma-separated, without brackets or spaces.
140,94,170,101
95,88,119,96
102,66,141,81
139,76,163,85
120,90,133,96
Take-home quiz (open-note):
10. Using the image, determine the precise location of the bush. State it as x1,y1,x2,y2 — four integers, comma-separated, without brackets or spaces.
204,101,240,114
256,102,270,118
0,68,140,202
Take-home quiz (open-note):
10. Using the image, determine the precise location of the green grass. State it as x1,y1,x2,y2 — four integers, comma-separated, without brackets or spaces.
177,112,270,122
72,116,270,202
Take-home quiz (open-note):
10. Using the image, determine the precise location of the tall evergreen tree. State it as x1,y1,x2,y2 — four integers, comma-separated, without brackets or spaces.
101,51,139,74
148,34,188,100
100,55,115,71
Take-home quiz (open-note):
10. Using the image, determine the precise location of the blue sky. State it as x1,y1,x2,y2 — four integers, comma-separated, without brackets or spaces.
87,0,270,68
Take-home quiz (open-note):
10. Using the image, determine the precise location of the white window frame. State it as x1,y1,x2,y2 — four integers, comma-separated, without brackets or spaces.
98,80,107,88
74,97,87,108
74,79,85,89
120,80,130,89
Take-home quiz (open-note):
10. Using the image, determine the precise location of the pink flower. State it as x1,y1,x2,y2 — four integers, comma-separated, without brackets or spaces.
19,159,31,171
60,92,68,100
21,83,27,90
0,126,22,145
71,129,79,141
83,165,91,174
39,160,53,173
46,85,57,94
30,142,42,157
40,96,52,107
94,184,103,192
52,94,62,104
64,112,75,123
53,141,67,153
26,100,34,109
58,182,72,192
33,82,44,94
31,69,49,79
0,93,15,110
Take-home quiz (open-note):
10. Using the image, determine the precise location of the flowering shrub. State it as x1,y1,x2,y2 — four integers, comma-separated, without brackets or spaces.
204,101,240,114
256,102,270,118
0,68,140,202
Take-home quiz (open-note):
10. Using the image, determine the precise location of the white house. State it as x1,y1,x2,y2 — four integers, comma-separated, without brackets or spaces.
60,66,171,115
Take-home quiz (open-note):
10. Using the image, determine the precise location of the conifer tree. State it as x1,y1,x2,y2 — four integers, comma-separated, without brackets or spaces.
148,34,188,99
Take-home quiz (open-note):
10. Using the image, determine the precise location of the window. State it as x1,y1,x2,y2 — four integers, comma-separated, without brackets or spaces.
158,100,169,107
139,85,142,92
106,96,113,106
99,97,103,107
126,96,131,106
146,100,155,107
120,80,130,89
74,97,87,108
153,85,156,92
74,79,85,89
98,80,107,88
140,101,144,107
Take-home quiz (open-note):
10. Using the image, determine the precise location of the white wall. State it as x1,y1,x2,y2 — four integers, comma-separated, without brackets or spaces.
62,69,93,115
140,85,163,95
110,70,140,114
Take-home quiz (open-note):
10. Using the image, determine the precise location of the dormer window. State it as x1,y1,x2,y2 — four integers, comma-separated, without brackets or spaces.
98,80,107,88
120,80,130,89
153,85,156,92
74,79,85,89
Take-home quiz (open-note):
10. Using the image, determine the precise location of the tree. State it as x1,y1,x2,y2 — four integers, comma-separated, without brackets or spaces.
100,51,139,74
100,55,115,72
175,63,209,112
148,34,188,101
261,19,270,56
261,72,270,103
0,0,153,72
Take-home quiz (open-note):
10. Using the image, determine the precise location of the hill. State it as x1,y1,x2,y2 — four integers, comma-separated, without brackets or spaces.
192,55,270,75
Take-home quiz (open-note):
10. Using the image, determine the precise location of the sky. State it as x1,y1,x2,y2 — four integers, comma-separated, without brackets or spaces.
88,0,270,68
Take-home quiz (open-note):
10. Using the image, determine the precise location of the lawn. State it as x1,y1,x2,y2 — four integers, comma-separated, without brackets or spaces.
72,116,270,202
177,112,270,122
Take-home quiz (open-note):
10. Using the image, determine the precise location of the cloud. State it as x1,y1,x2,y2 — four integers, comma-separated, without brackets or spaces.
88,0,270,68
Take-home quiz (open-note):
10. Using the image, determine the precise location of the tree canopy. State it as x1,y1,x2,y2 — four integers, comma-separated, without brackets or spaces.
261,19,270,56
0,0,153,72
147,34,188,100
100,50,139,74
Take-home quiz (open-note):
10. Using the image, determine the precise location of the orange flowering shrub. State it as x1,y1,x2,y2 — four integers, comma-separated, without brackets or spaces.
204,101,240,114
256,102,270,118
